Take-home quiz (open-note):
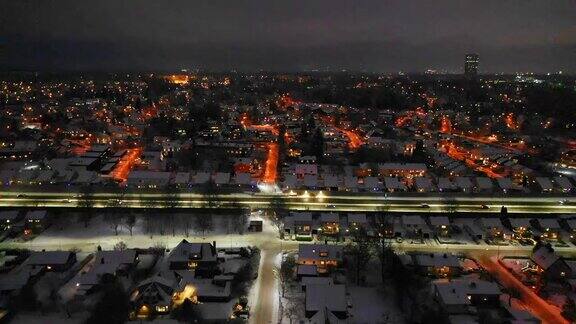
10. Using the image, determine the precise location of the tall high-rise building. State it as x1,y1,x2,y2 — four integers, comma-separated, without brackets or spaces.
464,54,479,76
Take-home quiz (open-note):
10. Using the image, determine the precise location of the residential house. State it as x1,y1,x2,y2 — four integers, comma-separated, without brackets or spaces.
167,240,218,276
412,253,462,277
531,243,572,280
319,213,340,236
298,244,343,276
24,251,76,272
428,216,451,238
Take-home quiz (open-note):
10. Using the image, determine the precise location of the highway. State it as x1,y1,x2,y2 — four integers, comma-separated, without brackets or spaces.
1,189,575,213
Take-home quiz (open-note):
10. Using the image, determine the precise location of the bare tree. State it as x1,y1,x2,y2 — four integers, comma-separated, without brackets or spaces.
195,214,213,237
195,180,218,237
104,213,123,236
229,199,249,234
140,193,156,236
78,186,95,227
162,186,181,236
276,255,296,297
113,241,128,251
269,195,286,236
345,228,374,285
124,212,136,236
179,214,193,237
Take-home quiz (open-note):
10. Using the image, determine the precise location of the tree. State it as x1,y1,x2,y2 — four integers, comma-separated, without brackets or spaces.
197,180,218,237
443,197,458,214
86,275,130,324
195,214,213,237
10,282,38,311
171,299,202,322
78,185,95,227
277,255,296,297
229,200,249,234
162,186,181,236
345,228,373,285
179,213,193,237
562,297,576,321
374,236,395,283
311,127,325,161
269,195,286,236
503,287,522,307
140,193,156,236
124,212,136,236
113,241,128,251
104,213,123,235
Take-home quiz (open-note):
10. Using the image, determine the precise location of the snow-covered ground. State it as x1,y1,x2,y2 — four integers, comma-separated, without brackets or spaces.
5,211,280,252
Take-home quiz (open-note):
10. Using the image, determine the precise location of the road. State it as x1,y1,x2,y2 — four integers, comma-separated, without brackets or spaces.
4,222,576,324
476,255,569,324
1,189,576,214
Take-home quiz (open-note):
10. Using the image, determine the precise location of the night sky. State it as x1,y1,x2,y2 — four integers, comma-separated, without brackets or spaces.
1,0,575,73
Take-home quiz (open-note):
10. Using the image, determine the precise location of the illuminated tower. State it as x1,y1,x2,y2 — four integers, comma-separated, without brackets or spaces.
464,54,479,77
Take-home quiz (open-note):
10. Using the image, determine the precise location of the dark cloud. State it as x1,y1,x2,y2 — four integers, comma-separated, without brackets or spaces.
1,0,575,72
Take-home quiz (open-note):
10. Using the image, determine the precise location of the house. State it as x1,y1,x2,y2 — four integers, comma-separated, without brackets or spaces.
247,220,263,232
475,218,507,240
172,172,191,188
320,213,339,235
287,212,314,237
192,172,211,185
127,171,171,188
303,174,318,189
379,163,427,178
412,253,462,277
131,275,176,318
433,279,501,315
384,177,407,192
305,284,348,322
428,216,451,238
346,213,368,233
414,177,435,192
373,214,394,238
295,163,318,179
497,178,524,193
322,174,340,191
24,210,50,234
475,177,494,193
76,250,139,295
233,172,253,187
531,243,572,280
535,177,554,193
554,176,574,193
24,251,76,272
454,177,474,193
507,218,532,239
0,210,21,232
362,176,382,192
212,172,230,186
167,240,218,276
343,176,358,192
401,215,431,239
531,218,561,241
438,177,457,192
298,244,343,275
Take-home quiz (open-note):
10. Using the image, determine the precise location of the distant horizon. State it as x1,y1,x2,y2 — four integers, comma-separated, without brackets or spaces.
1,1,575,74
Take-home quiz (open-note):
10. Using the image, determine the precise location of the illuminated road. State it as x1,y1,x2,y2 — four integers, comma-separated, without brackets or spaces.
262,143,279,183
477,256,568,324
1,190,575,214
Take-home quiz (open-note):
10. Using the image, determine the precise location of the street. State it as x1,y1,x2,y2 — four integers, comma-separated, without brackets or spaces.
1,189,576,214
